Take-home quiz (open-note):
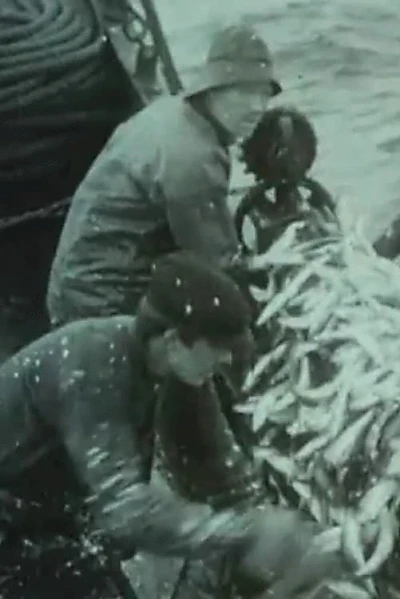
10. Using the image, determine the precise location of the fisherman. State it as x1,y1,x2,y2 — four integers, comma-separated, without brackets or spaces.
236,106,339,256
0,252,342,599
46,22,282,327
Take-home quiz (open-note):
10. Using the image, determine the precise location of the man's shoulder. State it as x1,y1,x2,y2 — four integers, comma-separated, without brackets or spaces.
20,316,138,366
121,95,184,131
122,95,211,143
49,316,139,388
108,95,221,164
101,96,184,161
60,315,138,348
154,98,227,187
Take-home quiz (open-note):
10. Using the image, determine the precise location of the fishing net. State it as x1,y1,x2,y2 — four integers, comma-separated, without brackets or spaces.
239,207,400,597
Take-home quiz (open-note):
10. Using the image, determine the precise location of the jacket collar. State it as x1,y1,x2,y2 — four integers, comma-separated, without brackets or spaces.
185,95,234,148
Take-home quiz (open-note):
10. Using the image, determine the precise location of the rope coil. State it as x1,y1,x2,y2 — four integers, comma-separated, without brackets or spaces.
0,0,135,216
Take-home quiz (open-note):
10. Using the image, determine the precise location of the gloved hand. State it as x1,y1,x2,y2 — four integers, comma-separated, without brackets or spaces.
264,539,344,599
233,505,344,598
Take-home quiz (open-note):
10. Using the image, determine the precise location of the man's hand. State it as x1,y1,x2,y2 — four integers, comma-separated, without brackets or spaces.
234,506,344,598
264,541,344,599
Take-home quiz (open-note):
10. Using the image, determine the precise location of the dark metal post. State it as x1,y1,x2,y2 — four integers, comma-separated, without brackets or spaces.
139,0,183,94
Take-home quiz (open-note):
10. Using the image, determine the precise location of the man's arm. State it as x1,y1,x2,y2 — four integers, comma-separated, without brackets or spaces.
155,376,263,509
46,327,258,559
34,322,342,595
163,158,241,268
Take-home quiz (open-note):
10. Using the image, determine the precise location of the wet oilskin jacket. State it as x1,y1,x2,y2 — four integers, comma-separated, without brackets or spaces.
46,95,240,326
0,316,261,574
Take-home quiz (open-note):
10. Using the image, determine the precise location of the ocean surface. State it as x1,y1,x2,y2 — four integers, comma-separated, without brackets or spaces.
156,0,400,242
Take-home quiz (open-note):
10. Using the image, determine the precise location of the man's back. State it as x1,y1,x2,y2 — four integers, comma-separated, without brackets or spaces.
0,310,259,566
46,94,234,326
0,315,141,482
0,314,144,598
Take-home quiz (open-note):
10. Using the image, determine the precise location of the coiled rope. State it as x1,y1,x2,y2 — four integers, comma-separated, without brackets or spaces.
0,0,136,218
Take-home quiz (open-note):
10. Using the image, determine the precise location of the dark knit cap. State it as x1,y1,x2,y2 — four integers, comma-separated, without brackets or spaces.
146,251,253,351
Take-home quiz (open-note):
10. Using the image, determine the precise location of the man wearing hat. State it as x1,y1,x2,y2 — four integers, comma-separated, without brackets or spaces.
0,251,342,599
47,22,282,327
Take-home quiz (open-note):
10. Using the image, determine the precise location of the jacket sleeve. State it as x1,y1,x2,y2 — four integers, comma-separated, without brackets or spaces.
47,327,257,559
162,157,241,268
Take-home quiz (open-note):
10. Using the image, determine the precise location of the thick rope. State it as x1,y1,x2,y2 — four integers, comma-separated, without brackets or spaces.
0,0,135,217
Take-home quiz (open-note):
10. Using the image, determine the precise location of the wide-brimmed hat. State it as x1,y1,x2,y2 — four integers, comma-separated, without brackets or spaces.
184,24,282,98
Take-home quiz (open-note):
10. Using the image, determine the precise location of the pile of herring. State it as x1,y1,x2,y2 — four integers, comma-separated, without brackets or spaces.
240,209,400,598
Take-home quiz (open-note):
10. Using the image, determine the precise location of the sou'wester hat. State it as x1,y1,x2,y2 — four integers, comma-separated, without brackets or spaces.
184,23,282,98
